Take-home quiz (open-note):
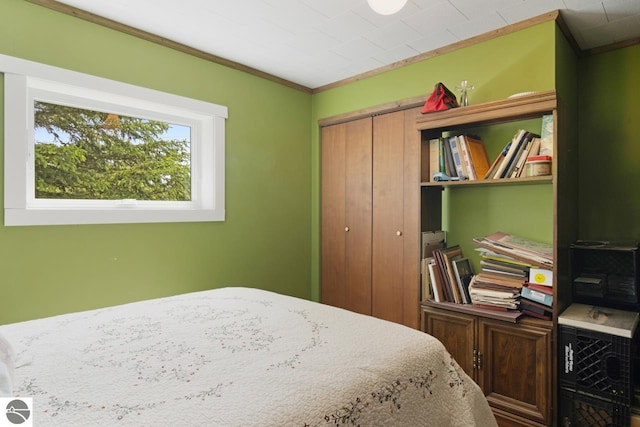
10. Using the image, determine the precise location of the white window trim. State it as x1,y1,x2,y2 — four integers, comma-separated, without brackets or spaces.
1,54,227,226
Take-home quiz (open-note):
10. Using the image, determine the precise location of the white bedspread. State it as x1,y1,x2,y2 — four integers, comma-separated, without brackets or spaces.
0,287,497,426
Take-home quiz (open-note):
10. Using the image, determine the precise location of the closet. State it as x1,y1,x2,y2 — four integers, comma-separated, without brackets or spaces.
320,107,421,328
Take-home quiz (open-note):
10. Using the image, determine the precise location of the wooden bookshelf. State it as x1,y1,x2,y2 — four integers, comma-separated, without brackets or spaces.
418,90,578,427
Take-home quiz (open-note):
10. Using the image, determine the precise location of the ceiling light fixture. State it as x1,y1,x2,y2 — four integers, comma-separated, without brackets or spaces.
367,0,408,15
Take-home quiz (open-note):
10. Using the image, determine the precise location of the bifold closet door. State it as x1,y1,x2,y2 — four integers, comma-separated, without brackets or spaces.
321,117,372,315
371,111,406,324
371,108,420,328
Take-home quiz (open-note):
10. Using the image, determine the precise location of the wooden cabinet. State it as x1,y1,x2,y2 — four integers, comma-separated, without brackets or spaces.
421,304,553,426
321,107,421,328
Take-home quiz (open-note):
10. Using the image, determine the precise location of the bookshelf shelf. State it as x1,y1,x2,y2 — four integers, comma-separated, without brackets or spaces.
415,90,557,132
420,175,552,188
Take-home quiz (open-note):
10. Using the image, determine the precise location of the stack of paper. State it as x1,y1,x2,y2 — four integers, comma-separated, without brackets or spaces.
473,231,553,268
469,247,527,310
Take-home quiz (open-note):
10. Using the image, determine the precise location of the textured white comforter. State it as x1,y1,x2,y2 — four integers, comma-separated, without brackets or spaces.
0,287,497,426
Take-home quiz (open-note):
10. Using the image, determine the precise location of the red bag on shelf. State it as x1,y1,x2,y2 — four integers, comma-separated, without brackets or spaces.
421,82,459,113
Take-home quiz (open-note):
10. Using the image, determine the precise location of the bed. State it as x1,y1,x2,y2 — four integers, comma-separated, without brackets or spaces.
0,287,497,426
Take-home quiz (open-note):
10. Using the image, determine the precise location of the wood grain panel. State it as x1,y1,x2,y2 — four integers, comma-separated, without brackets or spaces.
321,118,373,315
371,111,405,323
344,118,373,315
421,306,476,377
479,320,552,425
402,107,422,329
321,124,347,309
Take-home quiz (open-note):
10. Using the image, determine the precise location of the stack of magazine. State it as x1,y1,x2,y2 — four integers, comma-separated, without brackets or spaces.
470,232,554,312
469,248,529,310
473,231,553,269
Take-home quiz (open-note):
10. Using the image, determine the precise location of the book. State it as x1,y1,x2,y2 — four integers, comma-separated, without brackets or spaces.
427,260,443,302
474,271,524,289
438,138,447,174
473,231,553,268
443,137,457,177
462,135,490,180
448,136,466,178
510,135,537,178
521,285,553,307
485,231,553,259
422,230,445,258
469,280,520,298
433,249,453,302
524,283,553,295
558,303,639,338
456,135,474,180
421,257,433,301
539,114,554,156
493,129,525,179
480,259,528,276
518,297,552,313
476,248,533,269
529,136,541,155
502,130,538,178
452,257,474,304
484,140,511,179
440,245,465,304
521,307,552,320
470,295,519,310
429,138,441,182
524,137,541,165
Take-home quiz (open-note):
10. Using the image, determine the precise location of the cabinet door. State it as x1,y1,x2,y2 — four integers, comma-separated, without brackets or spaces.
478,319,552,426
420,306,476,377
371,111,406,324
321,118,372,315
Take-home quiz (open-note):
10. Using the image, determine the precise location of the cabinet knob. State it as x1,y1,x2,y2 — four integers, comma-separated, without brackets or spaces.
396,231,402,236
345,227,350,232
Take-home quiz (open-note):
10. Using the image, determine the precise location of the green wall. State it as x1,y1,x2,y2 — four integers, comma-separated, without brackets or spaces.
311,22,558,300
0,0,312,323
3,0,637,324
578,44,640,241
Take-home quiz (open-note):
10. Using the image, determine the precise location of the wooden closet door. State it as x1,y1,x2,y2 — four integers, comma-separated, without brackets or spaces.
321,124,347,309
371,111,406,323
321,118,372,315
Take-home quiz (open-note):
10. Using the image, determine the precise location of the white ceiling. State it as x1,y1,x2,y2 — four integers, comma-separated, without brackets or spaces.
52,0,640,90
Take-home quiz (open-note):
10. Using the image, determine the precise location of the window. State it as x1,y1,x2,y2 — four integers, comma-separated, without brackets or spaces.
1,54,227,226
